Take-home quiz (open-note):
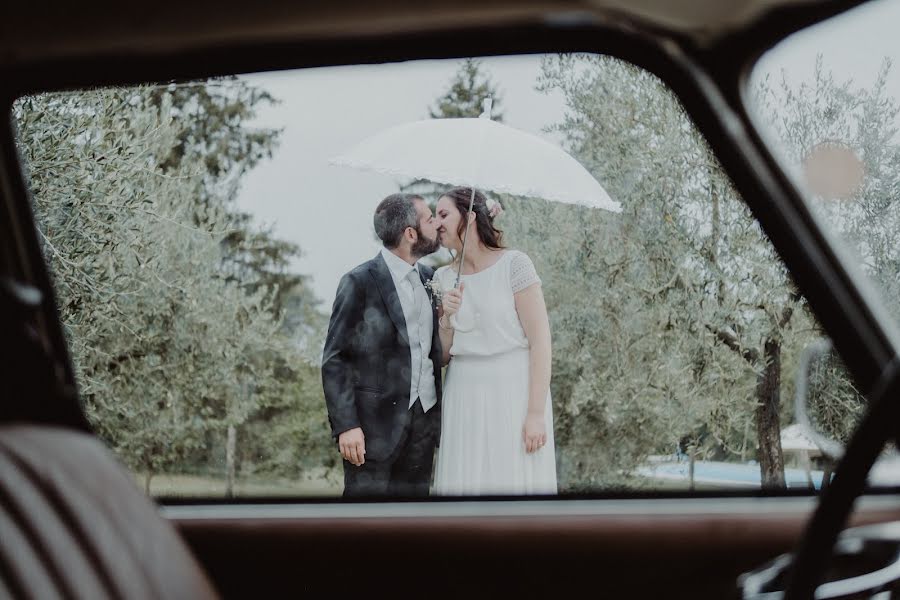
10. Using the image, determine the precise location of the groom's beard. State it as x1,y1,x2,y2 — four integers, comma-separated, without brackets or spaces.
411,228,440,258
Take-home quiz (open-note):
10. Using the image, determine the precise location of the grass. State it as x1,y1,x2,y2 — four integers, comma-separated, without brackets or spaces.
137,467,343,498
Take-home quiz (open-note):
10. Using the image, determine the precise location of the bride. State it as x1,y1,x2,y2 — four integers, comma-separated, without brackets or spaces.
432,187,557,495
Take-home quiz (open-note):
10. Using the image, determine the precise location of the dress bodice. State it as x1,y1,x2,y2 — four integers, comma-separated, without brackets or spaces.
435,250,541,357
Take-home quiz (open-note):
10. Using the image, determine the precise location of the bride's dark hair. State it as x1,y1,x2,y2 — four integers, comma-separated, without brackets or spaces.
441,187,505,252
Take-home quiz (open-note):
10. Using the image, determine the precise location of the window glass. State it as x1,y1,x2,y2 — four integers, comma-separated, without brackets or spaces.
746,0,900,483
13,53,862,498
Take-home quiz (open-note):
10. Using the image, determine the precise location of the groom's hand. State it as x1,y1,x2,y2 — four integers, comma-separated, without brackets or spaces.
339,427,366,466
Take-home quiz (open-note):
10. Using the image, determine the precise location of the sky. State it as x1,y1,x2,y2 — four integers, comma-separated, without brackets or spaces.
750,0,900,151
234,0,900,309
236,56,565,306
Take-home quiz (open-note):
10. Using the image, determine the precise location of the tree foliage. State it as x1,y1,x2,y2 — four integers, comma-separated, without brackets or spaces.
500,55,822,490
752,56,900,444
14,84,330,490
500,54,900,491
429,58,504,121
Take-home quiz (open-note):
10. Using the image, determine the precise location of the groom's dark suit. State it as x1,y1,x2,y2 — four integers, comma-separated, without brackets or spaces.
322,251,442,497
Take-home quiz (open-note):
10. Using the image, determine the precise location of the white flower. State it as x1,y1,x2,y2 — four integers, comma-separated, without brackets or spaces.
485,197,503,219
424,278,443,306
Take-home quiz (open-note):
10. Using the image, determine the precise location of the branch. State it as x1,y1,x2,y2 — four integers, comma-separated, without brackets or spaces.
779,304,794,330
706,323,759,364
625,270,680,298
76,201,237,236
647,271,680,297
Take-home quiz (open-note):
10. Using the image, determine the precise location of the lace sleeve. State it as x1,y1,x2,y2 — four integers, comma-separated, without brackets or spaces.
509,251,541,294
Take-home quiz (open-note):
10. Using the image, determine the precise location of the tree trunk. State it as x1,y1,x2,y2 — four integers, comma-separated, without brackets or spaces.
689,453,696,491
144,471,153,495
756,338,786,489
225,425,236,498
740,417,751,462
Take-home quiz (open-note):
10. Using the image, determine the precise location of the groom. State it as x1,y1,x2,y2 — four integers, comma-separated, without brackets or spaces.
322,193,443,497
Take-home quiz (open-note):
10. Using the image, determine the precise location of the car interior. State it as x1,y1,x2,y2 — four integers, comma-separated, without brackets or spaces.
4,0,900,598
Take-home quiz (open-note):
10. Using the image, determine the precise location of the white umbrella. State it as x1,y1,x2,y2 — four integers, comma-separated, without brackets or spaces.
781,423,822,490
330,99,620,212
780,423,822,454
331,98,618,330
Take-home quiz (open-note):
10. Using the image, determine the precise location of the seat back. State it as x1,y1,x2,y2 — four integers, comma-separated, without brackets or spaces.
0,424,219,600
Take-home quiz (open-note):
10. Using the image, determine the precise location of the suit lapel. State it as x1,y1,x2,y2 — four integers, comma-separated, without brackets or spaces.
369,253,410,348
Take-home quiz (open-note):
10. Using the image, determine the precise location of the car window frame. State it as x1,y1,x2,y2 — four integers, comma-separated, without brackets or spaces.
1,4,895,504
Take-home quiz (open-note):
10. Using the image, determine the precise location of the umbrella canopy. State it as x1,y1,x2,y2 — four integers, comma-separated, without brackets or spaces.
780,423,822,455
330,99,619,330
330,102,620,212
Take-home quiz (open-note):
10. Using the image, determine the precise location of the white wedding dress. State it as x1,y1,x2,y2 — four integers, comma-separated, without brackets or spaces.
433,250,557,495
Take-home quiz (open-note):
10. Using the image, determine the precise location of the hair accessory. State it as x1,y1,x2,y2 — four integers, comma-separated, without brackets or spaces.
486,197,503,219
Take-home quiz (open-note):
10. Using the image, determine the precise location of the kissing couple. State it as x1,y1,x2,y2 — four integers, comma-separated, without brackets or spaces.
322,188,557,497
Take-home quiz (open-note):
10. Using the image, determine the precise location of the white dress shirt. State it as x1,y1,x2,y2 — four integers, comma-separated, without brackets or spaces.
380,248,437,413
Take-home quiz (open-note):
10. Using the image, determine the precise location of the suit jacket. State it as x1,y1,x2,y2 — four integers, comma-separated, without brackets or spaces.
321,252,442,462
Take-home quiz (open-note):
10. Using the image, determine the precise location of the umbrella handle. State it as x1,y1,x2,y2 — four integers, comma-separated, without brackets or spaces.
453,187,478,289
450,188,478,335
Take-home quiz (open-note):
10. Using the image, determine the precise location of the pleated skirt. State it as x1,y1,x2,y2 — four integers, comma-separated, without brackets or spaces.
433,348,557,496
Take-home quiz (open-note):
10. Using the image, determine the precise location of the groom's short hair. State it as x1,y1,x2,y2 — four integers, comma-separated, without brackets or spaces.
374,193,422,249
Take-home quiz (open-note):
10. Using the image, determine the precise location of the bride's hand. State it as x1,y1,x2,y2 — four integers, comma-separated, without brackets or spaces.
441,283,464,317
522,412,547,454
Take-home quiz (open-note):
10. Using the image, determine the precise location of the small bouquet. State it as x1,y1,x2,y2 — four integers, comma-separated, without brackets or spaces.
424,277,444,311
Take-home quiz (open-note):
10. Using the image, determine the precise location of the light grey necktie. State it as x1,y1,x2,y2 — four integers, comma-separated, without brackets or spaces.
406,268,422,311
406,270,431,345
